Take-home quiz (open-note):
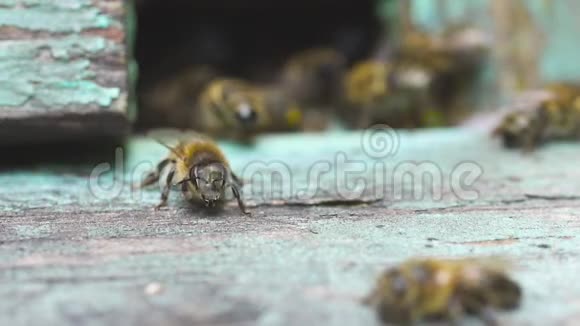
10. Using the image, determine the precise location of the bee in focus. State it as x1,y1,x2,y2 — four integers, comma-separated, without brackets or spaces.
138,133,248,214
280,48,347,131
363,258,522,325
493,83,580,150
195,78,271,141
341,59,436,129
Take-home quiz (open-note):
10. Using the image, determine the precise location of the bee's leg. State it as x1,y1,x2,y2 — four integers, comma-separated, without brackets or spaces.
522,132,542,153
155,168,175,210
357,109,372,129
180,181,193,201
477,306,499,326
446,298,464,326
231,172,244,187
230,184,249,215
523,116,548,152
138,159,174,189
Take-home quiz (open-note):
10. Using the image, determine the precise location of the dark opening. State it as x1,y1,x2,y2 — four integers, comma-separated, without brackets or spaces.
135,0,384,127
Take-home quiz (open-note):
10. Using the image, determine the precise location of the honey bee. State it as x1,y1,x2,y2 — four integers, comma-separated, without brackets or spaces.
341,59,437,129
363,258,522,325
195,78,271,140
139,65,218,128
258,86,304,132
493,83,580,150
440,24,490,74
280,48,347,131
393,25,490,125
138,133,248,214
395,28,452,73
396,24,489,76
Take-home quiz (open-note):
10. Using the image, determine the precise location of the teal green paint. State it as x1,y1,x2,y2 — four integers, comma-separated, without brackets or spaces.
0,5,110,32
0,1,124,111
413,0,491,29
1,130,580,213
0,81,33,106
36,81,120,107
1,131,580,324
14,224,51,239
0,58,121,107
0,36,109,60
3,212,580,324
405,0,580,82
538,1,580,82
0,0,92,9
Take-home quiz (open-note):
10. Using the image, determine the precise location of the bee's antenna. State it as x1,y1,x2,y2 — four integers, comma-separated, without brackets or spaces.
155,139,183,159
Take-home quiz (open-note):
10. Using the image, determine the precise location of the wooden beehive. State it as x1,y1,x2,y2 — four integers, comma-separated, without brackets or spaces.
0,0,134,145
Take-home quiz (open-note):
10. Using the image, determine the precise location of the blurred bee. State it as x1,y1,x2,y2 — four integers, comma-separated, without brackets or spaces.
395,24,489,76
393,25,490,125
195,79,271,141
280,48,347,131
139,65,218,129
493,83,580,150
138,133,248,214
258,86,304,133
441,24,490,74
395,28,451,73
434,24,490,121
363,258,522,325
342,59,437,129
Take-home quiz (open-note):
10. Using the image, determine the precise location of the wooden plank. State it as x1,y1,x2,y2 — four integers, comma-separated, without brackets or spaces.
1,129,580,325
0,0,131,145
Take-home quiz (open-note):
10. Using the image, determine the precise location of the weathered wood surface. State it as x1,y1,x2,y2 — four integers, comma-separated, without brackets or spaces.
1,129,580,325
0,0,131,145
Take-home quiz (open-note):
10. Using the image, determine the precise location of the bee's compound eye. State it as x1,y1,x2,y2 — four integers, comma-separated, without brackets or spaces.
236,103,258,124
390,276,408,300
387,270,407,298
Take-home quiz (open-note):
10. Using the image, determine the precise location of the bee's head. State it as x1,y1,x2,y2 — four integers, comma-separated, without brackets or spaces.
494,112,533,148
221,85,261,129
484,272,522,310
191,163,227,207
370,267,417,324
234,101,259,128
461,267,522,312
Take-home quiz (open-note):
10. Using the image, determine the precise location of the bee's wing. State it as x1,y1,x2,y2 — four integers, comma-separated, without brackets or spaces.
146,128,214,146
461,256,517,272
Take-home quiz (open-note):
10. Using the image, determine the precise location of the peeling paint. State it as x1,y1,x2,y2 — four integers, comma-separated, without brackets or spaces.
0,0,126,113
14,223,51,239
0,36,110,60
0,4,110,32
0,59,120,107
0,0,93,9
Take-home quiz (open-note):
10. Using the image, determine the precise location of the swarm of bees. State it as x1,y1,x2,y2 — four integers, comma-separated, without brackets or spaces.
364,258,522,325
134,16,540,325
493,83,580,151
140,24,490,141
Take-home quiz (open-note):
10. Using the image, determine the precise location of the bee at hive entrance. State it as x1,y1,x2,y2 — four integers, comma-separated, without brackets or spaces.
134,0,383,135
